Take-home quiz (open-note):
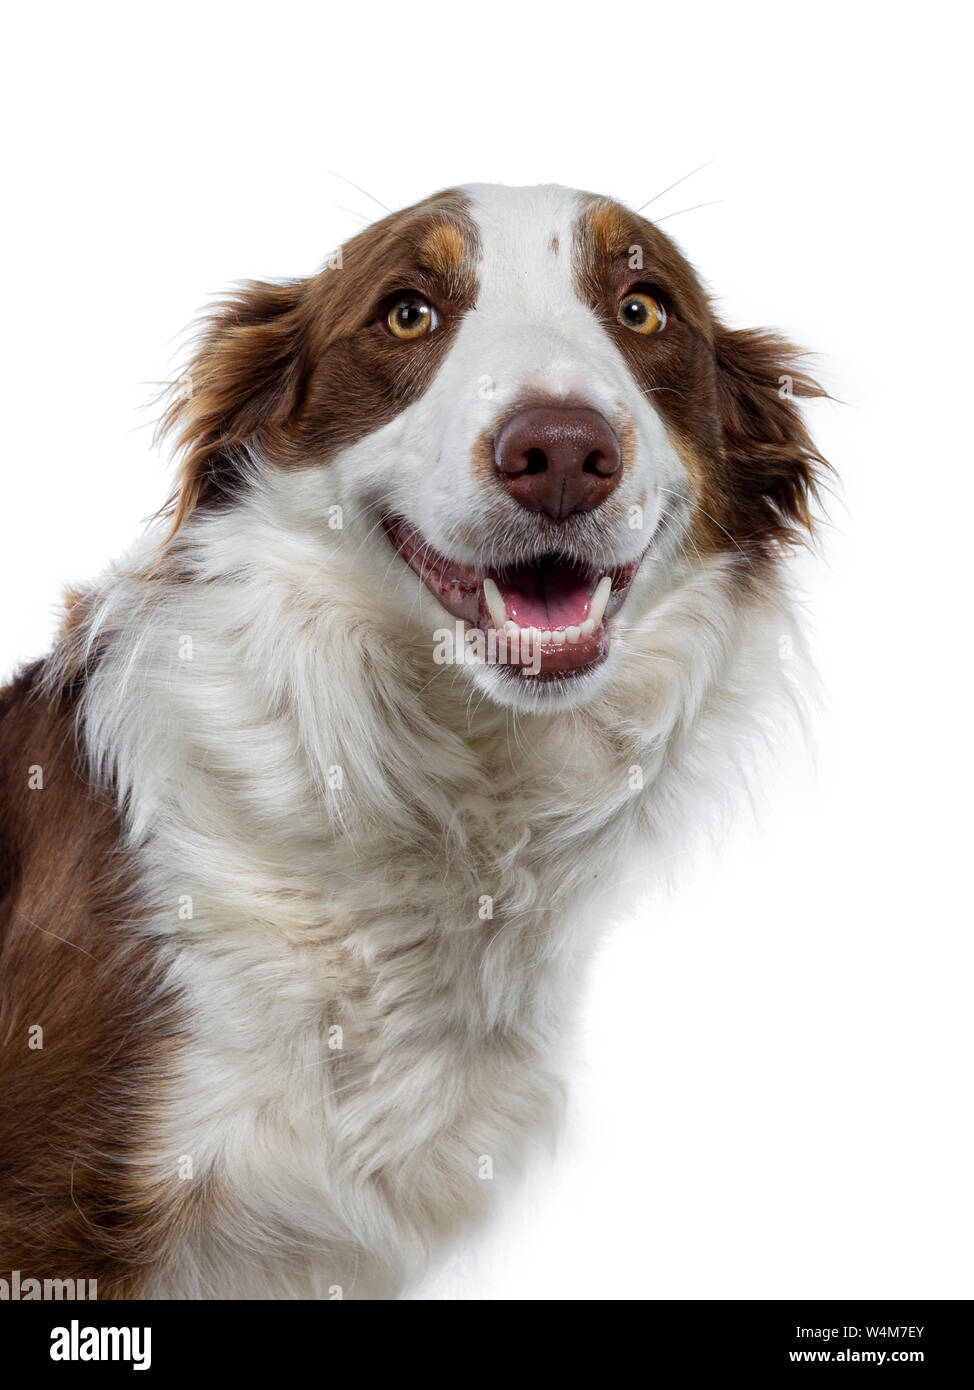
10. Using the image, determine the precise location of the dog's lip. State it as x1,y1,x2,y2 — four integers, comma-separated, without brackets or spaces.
382,515,645,678
382,515,481,621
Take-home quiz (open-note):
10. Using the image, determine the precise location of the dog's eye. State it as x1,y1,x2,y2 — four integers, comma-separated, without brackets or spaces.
617,291,666,336
387,295,438,340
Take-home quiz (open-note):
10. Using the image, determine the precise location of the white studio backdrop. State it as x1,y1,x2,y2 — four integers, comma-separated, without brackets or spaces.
2,1,970,1298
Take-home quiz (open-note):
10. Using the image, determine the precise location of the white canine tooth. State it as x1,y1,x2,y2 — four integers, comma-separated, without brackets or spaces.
539,629,553,645
482,577,508,630
566,626,581,644
588,575,612,629
580,618,595,637
552,628,567,645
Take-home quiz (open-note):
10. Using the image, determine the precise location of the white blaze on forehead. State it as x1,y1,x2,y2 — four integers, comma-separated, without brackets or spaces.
461,183,585,318
426,183,631,420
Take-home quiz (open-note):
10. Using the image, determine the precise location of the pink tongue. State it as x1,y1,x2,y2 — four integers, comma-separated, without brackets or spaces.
492,565,593,630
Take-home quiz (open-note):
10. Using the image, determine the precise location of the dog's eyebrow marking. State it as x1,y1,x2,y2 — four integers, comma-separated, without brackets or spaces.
416,220,468,278
549,232,560,254
585,198,635,257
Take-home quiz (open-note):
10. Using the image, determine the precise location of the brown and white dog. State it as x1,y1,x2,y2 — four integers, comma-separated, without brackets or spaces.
0,184,825,1299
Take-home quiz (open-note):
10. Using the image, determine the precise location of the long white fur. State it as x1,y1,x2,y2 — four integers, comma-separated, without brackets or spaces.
62,186,807,1298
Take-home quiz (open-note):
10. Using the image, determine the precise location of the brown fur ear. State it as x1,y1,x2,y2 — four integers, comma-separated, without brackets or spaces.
156,279,309,537
714,326,828,555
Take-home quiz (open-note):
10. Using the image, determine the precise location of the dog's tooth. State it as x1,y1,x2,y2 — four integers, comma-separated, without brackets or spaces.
483,578,508,630
503,619,519,635
580,618,595,637
588,575,612,628
552,628,567,645
566,626,581,644
539,629,553,645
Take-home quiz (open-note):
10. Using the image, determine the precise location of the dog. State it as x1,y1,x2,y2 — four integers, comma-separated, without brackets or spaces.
0,183,826,1299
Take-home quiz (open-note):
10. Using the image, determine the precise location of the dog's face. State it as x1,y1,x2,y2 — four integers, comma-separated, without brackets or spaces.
163,184,823,711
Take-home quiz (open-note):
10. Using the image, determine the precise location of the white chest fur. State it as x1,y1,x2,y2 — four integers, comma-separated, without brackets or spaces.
74,511,798,1299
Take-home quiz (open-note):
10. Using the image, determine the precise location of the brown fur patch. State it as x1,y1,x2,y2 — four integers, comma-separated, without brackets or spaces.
156,190,481,542
573,195,827,572
417,220,467,280
613,413,639,477
470,423,496,488
586,198,637,259
0,662,181,1297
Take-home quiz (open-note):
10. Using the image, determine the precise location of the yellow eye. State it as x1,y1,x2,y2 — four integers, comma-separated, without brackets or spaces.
617,291,666,336
387,295,437,340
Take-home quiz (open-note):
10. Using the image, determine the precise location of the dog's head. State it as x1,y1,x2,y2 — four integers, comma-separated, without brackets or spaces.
161,184,825,711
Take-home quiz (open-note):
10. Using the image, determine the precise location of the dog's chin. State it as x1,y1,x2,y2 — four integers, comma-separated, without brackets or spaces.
465,641,618,712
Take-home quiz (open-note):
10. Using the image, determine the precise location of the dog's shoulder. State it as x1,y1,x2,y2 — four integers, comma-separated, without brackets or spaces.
0,658,102,932
0,657,180,1296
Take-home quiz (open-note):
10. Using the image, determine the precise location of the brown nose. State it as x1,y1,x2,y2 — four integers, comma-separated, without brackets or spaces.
494,406,622,520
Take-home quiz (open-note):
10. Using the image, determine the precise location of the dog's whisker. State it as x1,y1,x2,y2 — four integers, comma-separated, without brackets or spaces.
330,202,372,224
653,199,723,224
635,157,715,214
322,168,392,215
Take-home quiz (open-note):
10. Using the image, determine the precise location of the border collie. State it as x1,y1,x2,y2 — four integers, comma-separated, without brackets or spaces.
0,184,826,1298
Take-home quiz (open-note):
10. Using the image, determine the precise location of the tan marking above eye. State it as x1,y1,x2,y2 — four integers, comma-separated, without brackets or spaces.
416,222,466,278
617,291,666,336
387,295,437,340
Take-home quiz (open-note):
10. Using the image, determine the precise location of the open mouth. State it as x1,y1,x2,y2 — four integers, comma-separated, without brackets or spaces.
383,516,643,680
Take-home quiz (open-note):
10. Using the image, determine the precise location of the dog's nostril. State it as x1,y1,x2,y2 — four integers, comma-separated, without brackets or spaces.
583,448,622,478
523,448,547,474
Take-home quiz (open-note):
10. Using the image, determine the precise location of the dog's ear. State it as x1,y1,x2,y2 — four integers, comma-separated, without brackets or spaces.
713,326,828,553
156,279,309,538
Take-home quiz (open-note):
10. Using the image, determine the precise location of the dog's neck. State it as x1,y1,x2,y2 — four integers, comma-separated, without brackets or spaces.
50,499,804,1298
65,501,799,955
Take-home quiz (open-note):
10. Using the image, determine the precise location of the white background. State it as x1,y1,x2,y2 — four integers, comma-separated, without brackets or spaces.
3,2,971,1298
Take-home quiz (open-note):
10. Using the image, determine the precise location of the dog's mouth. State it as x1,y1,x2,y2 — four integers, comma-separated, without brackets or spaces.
383,516,643,680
